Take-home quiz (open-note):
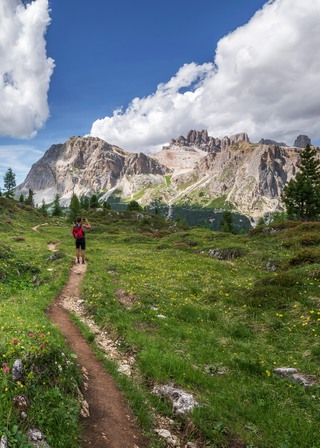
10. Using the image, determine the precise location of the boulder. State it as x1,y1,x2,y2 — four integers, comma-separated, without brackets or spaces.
12,359,24,382
153,384,199,415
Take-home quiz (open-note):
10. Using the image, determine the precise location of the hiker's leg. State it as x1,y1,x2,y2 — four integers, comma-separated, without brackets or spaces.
76,247,80,262
81,240,86,263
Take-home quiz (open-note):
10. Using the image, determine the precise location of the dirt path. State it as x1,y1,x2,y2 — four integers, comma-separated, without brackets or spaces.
32,223,49,233
47,261,149,448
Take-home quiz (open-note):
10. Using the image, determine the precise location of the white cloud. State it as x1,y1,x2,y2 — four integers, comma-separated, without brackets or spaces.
90,0,320,150
0,145,44,186
0,0,54,138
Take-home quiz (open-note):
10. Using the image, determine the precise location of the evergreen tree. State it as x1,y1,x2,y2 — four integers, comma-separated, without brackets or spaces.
3,167,16,197
69,193,81,222
282,144,320,221
103,200,111,210
25,189,34,206
80,195,90,211
127,200,142,211
89,194,100,209
220,211,234,233
19,194,24,203
39,199,48,216
52,193,63,216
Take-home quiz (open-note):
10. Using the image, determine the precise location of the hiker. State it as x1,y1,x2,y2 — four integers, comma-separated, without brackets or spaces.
72,216,91,264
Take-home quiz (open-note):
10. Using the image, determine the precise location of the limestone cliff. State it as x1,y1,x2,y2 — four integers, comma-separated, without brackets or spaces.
17,136,168,205
16,131,317,219
167,142,300,218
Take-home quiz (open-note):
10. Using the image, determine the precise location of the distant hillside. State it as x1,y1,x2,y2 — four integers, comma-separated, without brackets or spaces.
16,131,316,220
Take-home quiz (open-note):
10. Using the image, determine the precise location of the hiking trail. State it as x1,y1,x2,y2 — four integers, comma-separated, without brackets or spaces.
46,251,148,447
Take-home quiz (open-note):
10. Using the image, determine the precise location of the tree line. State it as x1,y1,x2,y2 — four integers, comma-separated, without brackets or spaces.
0,167,143,221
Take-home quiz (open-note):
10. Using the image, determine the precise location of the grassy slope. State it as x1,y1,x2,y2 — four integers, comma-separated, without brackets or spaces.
0,198,81,448
82,211,320,447
2,199,320,447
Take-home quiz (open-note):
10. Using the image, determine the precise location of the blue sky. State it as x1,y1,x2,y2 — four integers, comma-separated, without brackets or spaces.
1,0,320,186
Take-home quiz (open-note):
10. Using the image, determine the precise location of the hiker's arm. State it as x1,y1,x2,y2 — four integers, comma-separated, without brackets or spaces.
84,218,91,229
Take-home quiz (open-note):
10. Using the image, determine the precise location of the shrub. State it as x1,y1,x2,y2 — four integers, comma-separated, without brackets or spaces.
240,273,301,309
288,248,320,266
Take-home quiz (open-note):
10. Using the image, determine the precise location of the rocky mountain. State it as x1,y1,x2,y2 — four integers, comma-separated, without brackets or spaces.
167,129,250,152
17,136,168,205
294,135,312,148
16,131,317,220
258,138,287,147
165,141,300,219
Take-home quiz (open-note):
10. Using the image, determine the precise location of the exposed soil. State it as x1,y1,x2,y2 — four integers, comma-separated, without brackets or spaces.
32,223,49,233
46,260,149,448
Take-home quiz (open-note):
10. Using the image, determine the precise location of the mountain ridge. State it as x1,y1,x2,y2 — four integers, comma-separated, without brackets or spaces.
16,131,316,219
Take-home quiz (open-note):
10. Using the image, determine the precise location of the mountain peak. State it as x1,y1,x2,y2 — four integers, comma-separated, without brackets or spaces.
165,129,250,152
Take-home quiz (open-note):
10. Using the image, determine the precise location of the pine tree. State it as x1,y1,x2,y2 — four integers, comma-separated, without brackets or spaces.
220,211,234,233
103,200,111,210
80,195,90,211
127,200,142,211
39,199,48,216
89,194,100,209
69,193,81,223
282,145,320,221
3,167,16,197
25,189,34,206
52,193,63,216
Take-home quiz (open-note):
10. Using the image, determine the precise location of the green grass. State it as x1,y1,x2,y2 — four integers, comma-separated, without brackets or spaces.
80,213,320,447
0,199,81,447
2,198,320,447
165,175,172,187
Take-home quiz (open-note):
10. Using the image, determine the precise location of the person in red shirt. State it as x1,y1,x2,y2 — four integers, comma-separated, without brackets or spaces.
73,216,91,264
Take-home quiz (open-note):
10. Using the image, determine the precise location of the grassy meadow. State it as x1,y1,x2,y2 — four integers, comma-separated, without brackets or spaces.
0,198,81,447
1,197,320,447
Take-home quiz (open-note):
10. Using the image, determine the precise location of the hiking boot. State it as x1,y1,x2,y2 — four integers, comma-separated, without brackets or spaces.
77,258,80,264
82,260,85,264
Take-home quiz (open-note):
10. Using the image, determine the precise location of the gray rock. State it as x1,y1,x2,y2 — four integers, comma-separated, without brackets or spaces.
153,385,199,415
265,261,277,271
209,248,243,260
12,393,30,411
0,435,8,448
274,367,298,377
294,135,311,148
117,364,132,376
27,429,50,448
274,367,318,387
155,429,171,439
12,359,24,381
292,373,317,387
48,251,63,261
259,138,287,146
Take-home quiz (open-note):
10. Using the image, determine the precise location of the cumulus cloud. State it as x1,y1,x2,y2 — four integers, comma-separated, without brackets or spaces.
0,0,54,138
90,0,320,151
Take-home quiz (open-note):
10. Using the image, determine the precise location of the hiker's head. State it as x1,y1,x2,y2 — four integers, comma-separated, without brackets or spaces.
76,216,82,223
